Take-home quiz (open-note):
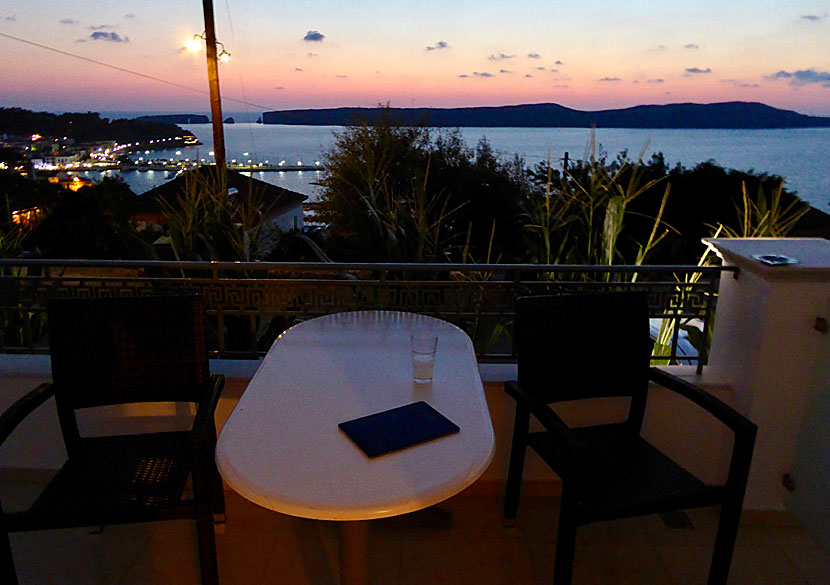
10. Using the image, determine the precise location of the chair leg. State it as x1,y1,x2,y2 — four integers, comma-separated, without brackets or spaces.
196,504,220,585
707,501,742,585
503,403,531,524
553,483,578,585
209,461,226,522
193,447,221,585
1,498,19,585
211,479,226,523
1,531,18,585
207,425,226,521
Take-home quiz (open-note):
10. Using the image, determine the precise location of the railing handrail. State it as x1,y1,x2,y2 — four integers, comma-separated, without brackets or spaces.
0,258,732,370
0,258,736,275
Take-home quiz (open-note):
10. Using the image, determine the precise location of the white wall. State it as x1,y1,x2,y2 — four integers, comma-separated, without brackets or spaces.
706,238,830,511
270,206,303,232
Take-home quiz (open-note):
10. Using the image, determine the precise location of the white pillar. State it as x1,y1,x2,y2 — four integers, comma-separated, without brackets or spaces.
704,238,830,510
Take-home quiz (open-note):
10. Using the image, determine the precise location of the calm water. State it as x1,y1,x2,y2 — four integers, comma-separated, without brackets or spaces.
82,124,830,211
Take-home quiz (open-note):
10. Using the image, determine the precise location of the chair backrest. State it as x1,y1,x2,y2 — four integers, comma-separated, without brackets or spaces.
515,291,651,407
48,295,210,409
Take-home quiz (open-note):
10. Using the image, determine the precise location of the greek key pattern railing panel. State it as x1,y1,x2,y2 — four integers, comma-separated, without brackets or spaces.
0,260,728,367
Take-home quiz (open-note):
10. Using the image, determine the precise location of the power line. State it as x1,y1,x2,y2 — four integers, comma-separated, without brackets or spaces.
0,31,278,112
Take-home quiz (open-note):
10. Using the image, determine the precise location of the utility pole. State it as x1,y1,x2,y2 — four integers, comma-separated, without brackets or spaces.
201,0,226,185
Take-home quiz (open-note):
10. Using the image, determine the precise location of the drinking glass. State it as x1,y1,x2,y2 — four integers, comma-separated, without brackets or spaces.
411,330,438,384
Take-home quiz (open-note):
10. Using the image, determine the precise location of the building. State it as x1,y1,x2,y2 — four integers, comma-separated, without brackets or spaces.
135,166,308,256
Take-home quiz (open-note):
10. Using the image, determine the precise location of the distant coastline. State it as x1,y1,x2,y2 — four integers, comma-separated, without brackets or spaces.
134,114,209,125
260,102,830,129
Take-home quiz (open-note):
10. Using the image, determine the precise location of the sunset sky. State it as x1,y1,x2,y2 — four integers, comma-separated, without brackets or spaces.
1,1,828,116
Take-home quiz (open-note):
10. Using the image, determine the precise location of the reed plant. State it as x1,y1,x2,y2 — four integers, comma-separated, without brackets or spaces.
715,179,809,238
654,179,809,365
159,168,275,263
523,138,674,279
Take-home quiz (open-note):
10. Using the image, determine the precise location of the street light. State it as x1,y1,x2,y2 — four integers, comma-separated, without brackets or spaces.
186,32,231,62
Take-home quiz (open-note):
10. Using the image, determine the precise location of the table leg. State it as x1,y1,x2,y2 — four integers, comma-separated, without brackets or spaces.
339,520,370,585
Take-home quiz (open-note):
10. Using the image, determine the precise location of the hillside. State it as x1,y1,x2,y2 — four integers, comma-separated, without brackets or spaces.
0,108,194,142
262,102,830,129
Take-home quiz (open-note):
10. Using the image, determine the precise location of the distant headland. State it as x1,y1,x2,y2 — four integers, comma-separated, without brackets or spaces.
261,102,830,129
0,108,196,143
134,114,210,125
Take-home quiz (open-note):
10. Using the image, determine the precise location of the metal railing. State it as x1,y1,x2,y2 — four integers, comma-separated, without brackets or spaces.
0,259,735,370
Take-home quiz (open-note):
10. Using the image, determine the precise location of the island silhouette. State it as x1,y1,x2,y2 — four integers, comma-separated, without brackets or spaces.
260,101,830,129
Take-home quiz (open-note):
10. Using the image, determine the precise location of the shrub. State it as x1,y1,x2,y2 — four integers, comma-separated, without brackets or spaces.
316,115,529,262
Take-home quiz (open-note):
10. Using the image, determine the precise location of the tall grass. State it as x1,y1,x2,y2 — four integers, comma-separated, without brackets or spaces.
523,138,674,279
159,168,275,262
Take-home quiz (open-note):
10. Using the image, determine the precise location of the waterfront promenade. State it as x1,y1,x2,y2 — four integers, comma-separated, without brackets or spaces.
122,162,322,172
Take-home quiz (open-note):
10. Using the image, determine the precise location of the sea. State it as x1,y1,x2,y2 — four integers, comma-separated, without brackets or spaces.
78,120,830,212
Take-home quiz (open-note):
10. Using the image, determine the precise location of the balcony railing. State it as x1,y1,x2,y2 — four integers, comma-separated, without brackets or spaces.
0,259,735,370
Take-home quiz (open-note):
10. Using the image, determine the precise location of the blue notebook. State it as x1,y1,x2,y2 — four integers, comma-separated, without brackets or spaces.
338,401,460,458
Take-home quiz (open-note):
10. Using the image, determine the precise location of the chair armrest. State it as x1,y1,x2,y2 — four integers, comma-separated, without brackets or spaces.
0,383,56,447
190,374,225,443
649,367,757,493
648,368,755,437
505,380,586,455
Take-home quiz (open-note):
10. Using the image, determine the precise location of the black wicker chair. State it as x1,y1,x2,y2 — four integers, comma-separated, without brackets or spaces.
0,295,225,585
503,292,756,585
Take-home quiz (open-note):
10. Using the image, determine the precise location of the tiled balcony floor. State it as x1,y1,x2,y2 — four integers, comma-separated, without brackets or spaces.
6,487,830,585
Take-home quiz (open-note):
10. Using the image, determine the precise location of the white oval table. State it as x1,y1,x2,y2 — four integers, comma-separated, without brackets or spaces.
215,311,495,584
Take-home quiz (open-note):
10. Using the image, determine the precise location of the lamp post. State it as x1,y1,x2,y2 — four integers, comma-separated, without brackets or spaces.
201,0,226,185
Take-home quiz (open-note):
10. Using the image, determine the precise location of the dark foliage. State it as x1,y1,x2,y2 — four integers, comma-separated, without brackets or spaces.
316,118,530,262
0,169,64,215
0,107,193,143
31,177,148,259
625,156,807,263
